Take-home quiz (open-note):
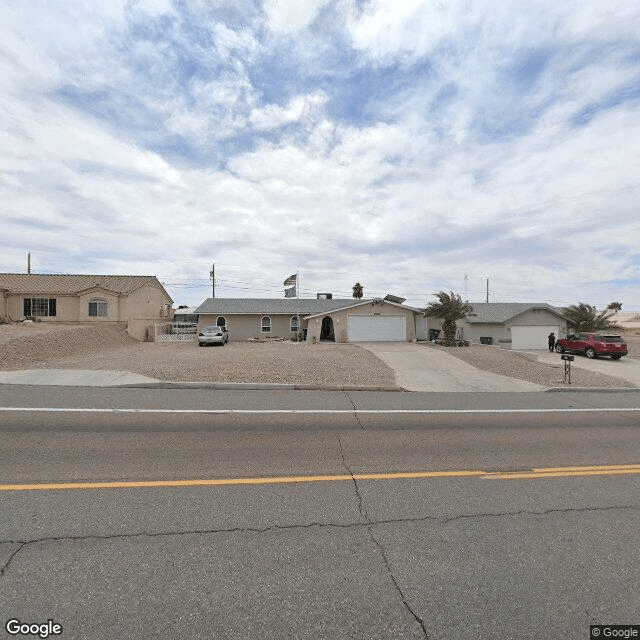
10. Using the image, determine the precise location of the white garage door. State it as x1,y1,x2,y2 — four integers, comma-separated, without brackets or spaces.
347,315,406,342
511,325,559,350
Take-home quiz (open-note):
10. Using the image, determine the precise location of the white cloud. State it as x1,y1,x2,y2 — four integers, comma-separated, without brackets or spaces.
263,0,332,33
249,91,328,131
1,1,639,309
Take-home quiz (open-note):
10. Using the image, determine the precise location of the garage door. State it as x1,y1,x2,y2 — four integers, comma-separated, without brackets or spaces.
511,325,559,350
347,315,406,342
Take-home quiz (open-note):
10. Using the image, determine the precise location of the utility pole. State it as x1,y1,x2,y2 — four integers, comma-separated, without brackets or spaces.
27,252,31,275
209,263,215,298
464,274,468,301
486,278,489,303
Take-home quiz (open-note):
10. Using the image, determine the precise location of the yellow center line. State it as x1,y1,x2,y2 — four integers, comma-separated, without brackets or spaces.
483,464,640,480
0,465,639,492
0,470,485,492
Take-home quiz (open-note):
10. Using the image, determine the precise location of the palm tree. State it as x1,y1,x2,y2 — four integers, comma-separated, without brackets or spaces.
352,282,364,299
563,303,618,332
424,291,473,346
607,301,623,312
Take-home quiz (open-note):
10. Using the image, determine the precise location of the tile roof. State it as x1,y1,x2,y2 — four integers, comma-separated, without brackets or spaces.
465,302,566,324
194,298,369,315
0,274,170,298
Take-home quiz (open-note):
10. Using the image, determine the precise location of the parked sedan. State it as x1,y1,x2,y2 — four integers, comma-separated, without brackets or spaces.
198,325,228,347
555,333,628,359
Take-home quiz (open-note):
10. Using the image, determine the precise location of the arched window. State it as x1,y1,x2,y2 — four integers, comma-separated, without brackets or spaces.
261,316,271,333
216,316,227,328
290,315,299,332
88,299,108,318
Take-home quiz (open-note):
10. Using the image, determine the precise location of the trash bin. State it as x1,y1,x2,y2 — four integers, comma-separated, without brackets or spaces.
479,336,493,345
428,329,441,341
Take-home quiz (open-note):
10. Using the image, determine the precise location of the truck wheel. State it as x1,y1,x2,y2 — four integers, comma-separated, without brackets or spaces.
555,344,565,353
585,347,596,359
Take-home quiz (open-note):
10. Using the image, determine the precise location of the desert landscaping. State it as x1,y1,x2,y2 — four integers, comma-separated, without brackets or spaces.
0,321,637,388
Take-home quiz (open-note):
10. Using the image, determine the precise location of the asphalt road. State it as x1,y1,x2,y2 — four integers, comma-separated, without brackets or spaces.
1,387,639,640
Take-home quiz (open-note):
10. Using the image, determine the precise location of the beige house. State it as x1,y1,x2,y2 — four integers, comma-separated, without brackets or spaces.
426,303,568,350
0,274,173,341
195,297,422,342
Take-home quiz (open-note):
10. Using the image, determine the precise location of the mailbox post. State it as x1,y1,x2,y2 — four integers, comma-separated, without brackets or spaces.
561,354,574,384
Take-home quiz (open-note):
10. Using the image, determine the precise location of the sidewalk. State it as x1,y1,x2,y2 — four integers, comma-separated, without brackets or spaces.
0,369,160,387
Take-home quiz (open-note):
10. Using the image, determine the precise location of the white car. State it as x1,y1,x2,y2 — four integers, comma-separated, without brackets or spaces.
198,325,228,346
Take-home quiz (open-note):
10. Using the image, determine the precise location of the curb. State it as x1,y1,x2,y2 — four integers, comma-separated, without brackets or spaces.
119,382,404,392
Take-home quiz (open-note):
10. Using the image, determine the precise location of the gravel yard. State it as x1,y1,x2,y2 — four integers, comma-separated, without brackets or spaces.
0,323,637,388
0,324,396,387
432,343,637,389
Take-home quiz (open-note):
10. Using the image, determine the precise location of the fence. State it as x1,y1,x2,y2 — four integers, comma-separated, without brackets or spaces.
155,322,197,342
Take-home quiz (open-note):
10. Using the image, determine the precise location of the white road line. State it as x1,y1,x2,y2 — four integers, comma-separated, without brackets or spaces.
0,407,639,414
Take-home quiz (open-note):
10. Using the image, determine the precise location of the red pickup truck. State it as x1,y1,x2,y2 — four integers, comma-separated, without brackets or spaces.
554,333,628,359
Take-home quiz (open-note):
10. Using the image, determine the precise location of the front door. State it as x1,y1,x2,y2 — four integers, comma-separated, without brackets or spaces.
320,316,335,341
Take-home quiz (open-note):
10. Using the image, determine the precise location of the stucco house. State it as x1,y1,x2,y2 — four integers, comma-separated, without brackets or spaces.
430,302,568,350
0,274,173,341
194,297,423,342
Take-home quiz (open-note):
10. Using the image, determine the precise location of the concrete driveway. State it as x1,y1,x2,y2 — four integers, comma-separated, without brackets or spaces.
533,350,640,386
358,343,542,392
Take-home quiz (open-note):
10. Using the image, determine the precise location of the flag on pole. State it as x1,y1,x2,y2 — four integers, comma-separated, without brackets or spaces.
283,274,297,286
284,286,296,298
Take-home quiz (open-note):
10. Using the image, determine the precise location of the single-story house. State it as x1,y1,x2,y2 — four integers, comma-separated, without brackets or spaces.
431,303,568,350
0,273,173,341
194,297,423,342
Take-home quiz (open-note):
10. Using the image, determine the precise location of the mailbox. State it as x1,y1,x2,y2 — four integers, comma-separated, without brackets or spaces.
561,354,574,361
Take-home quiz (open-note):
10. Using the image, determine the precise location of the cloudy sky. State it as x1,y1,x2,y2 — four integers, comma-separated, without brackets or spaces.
1,1,639,310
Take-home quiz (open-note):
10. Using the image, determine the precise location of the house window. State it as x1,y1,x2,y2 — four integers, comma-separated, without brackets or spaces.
24,298,56,317
88,299,108,318
261,316,271,333
216,316,227,328
290,316,299,332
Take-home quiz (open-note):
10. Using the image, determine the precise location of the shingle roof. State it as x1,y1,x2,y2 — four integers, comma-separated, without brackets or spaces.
465,302,566,324
195,298,368,315
0,274,170,298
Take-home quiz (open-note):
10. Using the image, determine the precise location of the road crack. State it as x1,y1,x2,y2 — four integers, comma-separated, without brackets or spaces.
1,504,636,556
337,433,430,638
0,542,26,578
343,391,365,429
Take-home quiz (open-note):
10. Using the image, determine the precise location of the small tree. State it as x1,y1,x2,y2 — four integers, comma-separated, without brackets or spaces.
424,291,473,346
563,303,618,332
607,301,623,312
352,282,364,299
